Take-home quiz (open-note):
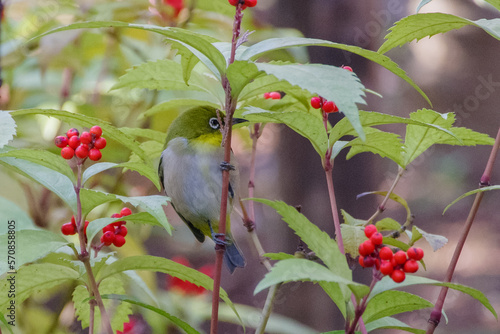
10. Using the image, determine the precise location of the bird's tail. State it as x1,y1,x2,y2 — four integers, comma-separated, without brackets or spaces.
224,240,245,274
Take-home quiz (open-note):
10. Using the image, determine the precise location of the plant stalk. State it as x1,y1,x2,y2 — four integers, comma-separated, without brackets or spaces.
426,127,500,333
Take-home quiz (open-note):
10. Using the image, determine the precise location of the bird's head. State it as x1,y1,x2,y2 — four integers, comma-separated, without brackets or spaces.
165,106,246,147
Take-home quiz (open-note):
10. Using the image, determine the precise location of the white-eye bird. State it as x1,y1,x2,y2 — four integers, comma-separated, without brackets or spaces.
159,106,246,273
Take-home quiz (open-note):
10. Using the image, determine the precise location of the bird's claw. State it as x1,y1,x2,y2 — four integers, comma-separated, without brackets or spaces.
212,232,229,246
220,161,235,172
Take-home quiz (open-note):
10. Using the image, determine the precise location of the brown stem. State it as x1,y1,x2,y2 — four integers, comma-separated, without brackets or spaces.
426,127,500,333
366,166,405,225
347,273,379,334
325,166,344,254
210,4,244,334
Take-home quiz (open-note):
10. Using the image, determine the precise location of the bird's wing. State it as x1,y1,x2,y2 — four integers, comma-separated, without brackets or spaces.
171,202,206,243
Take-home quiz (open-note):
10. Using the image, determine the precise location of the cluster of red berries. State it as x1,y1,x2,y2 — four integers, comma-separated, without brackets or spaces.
167,256,214,295
310,97,339,113
117,316,137,334
55,126,106,161
61,216,89,236
264,91,281,100
358,224,424,283
228,0,257,10
100,207,132,248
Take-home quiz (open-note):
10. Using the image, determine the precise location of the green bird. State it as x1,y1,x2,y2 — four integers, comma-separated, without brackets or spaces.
158,106,246,273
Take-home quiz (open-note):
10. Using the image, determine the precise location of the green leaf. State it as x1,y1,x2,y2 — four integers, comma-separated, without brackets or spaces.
341,210,366,226
0,111,16,150
364,290,433,323
0,157,77,212
251,199,353,315
485,0,500,11
403,109,493,167
120,127,166,143
0,263,79,310
0,312,15,334
371,276,498,319
11,109,149,162
365,316,425,334
340,224,366,257
444,185,500,214
381,237,411,252
375,218,402,231
346,130,404,166
82,161,161,190
414,226,447,251
242,107,328,156
31,21,227,77
226,61,263,99
102,294,199,334
263,252,296,261
0,148,76,182
254,62,366,139
112,59,222,101
74,277,131,332
416,0,433,12
379,13,500,54
0,230,68,274
0,197,35,234
168,39,201,85
238,37,430,105
254,258,369,298
82,162,117,185
95,255,241,322
142,96,221,119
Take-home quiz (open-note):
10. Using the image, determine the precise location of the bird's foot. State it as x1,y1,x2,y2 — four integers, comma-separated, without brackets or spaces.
211,232,229,246
220,161,235,172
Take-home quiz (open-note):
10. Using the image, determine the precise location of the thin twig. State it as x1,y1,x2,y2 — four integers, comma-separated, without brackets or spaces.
426,127,500,333
366,166,405,225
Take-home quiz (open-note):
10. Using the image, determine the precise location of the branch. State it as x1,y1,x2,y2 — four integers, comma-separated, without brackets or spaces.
426,127,500,333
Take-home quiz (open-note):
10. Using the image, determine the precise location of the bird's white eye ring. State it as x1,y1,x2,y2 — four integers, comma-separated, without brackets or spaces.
209,117,220,129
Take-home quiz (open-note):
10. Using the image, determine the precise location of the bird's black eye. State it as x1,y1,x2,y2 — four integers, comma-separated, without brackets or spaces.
209,117,220,130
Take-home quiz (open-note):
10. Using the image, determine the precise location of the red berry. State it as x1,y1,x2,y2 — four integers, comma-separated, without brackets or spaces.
310,97,322,109
80,131,92,144
90,125,102,138
101,231,115,245
359,240,375,256
228,0,238,5
61,222,76,235
54,136,68,148
111,213,123,219
403,259,419,273
120,207,132,216
342,65,353,72
379,246,393,261
84,221,89,235
358,256,365,267
263,92,271,99
391,269,406,283
89,148,102,161
269,91,281,99
245,0,257,7
323,100,339,113
94,137,107,150
71,215,76,226
116,225,128,237
68,136,80,149
364,224,377,238
370,232,383,246
407,247,424,261
113,234,126,247
394,250,407,265
103,225,115,234
379,261,394,276
66,128,79,138
75,144,90,159
61,147,75,159
362,256,375,267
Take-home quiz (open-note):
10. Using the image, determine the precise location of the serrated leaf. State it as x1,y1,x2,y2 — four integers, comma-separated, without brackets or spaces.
346,130,404,166
254,259,369,299
0,148,76,182
95,255,241,323
0,230,68,274
226,61,263,99
371,275,498,319
407,225,424,245
403,109,493,166
142,96,221,119
415,226,448,251
11,109,149,162
254,62,366,140
364,290,433,323
101,294,199,334
31,21,227,77
0,157,77,212
82,161,161,190
242,107,327,156
379,13,500,54
74,277,131,332
251,199,352,315
375,218,402,231
238,37,430,105
365,316,425,334
341,210,366,226
168,39,201,85
0,111,16,149
443,185,500,214
341,224,366,256
0,263,79,310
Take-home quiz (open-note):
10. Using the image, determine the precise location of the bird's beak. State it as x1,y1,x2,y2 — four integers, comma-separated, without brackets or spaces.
232,118,248,126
